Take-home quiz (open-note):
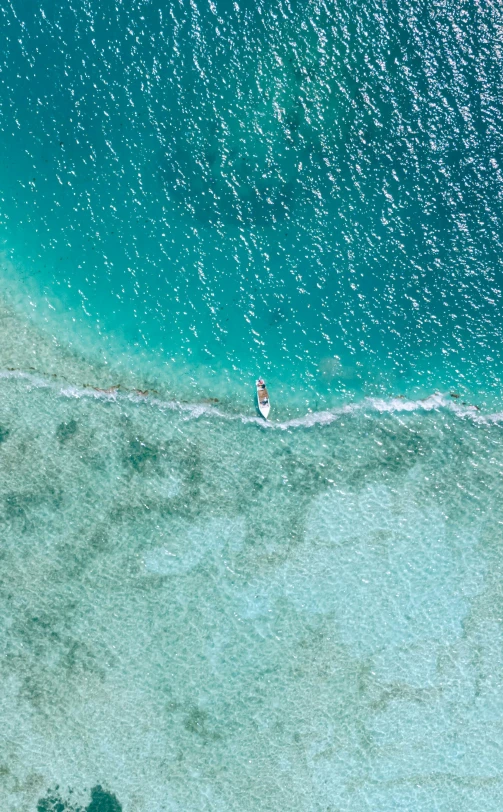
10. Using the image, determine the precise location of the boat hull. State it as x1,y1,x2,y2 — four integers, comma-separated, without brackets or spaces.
256,379,270,419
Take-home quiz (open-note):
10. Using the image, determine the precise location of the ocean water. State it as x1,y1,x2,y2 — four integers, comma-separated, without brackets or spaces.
1,0,503,810
3,0,503,406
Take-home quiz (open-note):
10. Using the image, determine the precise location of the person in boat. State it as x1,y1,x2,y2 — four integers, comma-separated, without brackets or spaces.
257,378,266,388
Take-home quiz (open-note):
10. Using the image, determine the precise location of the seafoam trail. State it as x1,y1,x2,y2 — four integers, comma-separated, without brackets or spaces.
0,367,500,429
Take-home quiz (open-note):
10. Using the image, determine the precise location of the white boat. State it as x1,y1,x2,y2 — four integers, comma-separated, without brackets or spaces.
256,378,270,419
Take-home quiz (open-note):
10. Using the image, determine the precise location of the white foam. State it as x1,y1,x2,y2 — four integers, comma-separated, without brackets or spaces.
0,366,501,428
60,384,120,401
246,392,496,430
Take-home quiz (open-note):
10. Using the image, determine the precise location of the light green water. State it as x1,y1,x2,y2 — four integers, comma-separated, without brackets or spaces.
1,303,503,811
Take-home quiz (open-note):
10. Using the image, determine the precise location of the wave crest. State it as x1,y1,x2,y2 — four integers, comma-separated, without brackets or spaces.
0,368,501,428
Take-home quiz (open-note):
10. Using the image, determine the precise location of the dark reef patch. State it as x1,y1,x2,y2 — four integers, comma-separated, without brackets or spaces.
177,442,202,491
184,707,222,742
56,419,79,444
2,485,63,531
0,425,10,444
4,492,32,522
124,437,160,473
37,790,81,812
3,491,42,532
87,785,122,812
37,785,121,812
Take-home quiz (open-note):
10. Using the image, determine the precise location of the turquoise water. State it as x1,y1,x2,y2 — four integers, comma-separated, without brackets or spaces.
2,0,503,406
1,0,503,809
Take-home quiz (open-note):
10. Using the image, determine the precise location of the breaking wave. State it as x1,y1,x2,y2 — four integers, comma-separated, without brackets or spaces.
1,367,501,428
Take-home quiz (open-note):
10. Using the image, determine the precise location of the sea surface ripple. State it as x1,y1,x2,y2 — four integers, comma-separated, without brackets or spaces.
1,0,503,405
1,1,503,811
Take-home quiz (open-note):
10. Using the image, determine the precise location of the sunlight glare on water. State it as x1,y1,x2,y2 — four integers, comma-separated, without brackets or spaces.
1,0,503,406
1,0,503,810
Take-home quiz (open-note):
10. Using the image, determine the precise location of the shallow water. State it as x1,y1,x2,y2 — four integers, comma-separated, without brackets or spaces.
1,0,503,809
1,363,503,811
